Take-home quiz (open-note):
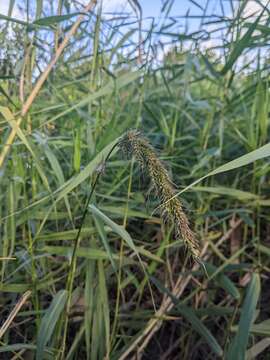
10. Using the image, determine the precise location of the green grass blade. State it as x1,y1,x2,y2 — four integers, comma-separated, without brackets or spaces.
193,186,260,201
40,245,124,261
89,205,141,259
174,142,270,197
93,215,117,271
150,276,223,357
55,138,119,203
0,107,51,192
204,263,240,300
42,70,142,127
0,344,52,356
249,319,270,336
0,13,29,26
36,290,68,360
220,11,263,75
226,273,261,360
33,13,82,26
73,129,81,173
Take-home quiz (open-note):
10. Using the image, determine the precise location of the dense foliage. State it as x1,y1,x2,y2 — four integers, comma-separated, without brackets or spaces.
0,1,270,359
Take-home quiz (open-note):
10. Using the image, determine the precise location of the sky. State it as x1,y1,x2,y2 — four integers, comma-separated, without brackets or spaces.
0,0,267,75
103,0,192,16
0,0,195,18
0,0,267,63
0,1,265,22
0,0,230,45
0,0,234,40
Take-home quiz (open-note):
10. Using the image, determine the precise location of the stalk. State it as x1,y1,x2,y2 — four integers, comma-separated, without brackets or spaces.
59,142,119,359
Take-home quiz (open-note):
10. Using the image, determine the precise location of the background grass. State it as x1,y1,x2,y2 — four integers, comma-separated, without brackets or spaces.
0,0,270,359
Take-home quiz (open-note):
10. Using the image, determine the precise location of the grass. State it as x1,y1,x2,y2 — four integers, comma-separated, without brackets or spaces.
0,0,270,359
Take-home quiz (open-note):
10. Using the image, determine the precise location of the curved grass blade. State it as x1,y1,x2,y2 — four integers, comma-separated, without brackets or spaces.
33,13,82,26
1,137,119,221
0,344,53,356
220,4,266,75
0,107,51,192
204,262,240,300
150,276,223,357
89,204,138,255
249,319,270,336
192,186,260,201
171,142,270,200
40,245,123,261
36,290,68,360
226,273,261,360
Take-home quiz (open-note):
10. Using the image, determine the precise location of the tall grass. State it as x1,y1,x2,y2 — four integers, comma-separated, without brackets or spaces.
0,0,270,359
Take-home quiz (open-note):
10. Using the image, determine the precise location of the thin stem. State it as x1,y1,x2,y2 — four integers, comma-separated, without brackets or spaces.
59,142,119,358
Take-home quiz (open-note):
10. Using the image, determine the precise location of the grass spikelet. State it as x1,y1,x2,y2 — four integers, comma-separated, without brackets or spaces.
119,129,201,261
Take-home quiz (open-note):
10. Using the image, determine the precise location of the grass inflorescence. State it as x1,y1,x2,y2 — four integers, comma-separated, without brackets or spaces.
119,129,201,260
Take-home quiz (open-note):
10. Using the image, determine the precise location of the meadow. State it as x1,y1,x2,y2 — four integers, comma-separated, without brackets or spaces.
0,0,270,359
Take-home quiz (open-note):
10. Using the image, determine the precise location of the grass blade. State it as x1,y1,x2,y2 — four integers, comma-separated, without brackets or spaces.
150,276,223,357
204,263,240,300
36,290,68,360
173,142,270,198
89,204,138,255
226,273,261,360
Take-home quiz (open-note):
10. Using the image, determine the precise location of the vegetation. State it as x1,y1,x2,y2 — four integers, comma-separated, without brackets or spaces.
0,0,270,359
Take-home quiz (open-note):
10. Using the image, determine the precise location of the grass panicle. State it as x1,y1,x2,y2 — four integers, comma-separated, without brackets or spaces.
119,129,201,260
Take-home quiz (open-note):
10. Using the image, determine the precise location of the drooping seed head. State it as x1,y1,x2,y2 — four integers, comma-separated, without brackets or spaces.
119,129,201,261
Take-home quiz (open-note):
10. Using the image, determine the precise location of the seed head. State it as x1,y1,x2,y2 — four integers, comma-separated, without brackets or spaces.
118,130,200,260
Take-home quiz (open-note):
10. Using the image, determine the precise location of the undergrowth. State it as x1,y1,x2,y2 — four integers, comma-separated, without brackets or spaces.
0,1,270,359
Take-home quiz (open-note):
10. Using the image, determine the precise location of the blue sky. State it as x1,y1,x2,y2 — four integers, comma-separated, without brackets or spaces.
0,0,264,54
101,0,232,42
0,0,248,53
0,1,261,22
112,0,244,20
0,0,232,44
137,0,215,17
0,1,266,70
0,0,229,18
103,0,230,22
104,0,225,14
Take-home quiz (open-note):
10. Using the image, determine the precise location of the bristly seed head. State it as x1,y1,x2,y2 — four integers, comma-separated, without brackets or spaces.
118,129,201,261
